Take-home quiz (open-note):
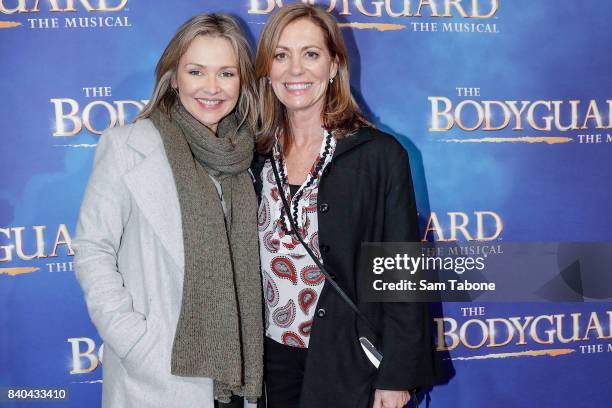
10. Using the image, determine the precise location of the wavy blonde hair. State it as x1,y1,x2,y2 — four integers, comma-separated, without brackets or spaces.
255,4,372,153
138,14,257,130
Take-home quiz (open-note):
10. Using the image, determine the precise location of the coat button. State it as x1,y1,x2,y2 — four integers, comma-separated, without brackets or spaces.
316,308,326,318
320,244,330,253
319,203,329,213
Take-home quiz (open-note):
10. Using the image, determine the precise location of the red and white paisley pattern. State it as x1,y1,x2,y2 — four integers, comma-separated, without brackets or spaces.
301,265,325,286
308,232,321,260
270,187,280,202
272,299,296,328
298,288,317,314
282,331,306,348
271,256,297,284
281,236,299,251
263,231,280,253
298,320,313,337
263,271,279,307
259,131,336,348
257,196,270,231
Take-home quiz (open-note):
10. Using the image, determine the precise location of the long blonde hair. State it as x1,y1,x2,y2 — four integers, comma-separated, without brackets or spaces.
138,14,257,130
255,4,372,153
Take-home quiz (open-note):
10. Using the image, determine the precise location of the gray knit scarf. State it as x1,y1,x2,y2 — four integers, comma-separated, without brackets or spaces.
150,104,263,402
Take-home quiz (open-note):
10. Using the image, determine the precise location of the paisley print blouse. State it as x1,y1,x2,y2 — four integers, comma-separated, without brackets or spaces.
258,130,336,348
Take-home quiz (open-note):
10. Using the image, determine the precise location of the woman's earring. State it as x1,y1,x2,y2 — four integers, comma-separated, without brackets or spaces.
267,77,272,85
329,77,334,84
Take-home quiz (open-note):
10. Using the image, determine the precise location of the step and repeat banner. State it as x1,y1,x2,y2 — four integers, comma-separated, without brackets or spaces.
1,1,611,407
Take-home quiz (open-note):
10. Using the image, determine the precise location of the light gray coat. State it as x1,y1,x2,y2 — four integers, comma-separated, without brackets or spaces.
73,119,215,408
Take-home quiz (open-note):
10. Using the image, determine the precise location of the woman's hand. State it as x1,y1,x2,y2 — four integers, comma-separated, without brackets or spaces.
373,389,411,408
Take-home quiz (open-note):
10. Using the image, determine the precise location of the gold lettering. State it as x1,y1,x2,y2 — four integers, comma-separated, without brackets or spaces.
355,0,384,16
0,228,13,262
429,96,453,131
529,315,555,344
423,212,445,242
63,1,96,12
582,311,606,340
338,0,352,14
552,100,580,131
526,101,552,131
435,317,459,351
13,226,46,260
455,100,485,131
0,0,26,13
443,0,467,17
98,0,128,12
50,224,74,257
82,100,118,135
448,212,473,241
459,319,488,349
488,318,515,347
506,101,530,131
475,211,502,240
508,316,533,345
581,100,604,129
45,0,64,12
414,0,439,16
51,98,82,137
483,100,511,131
322,0,339,13
2,0,127,12
248,0,280,14
471,0,498,19
52,99,143,137
555,313,581,344
68,338,99,374
245,0,498,18
385,0,412,17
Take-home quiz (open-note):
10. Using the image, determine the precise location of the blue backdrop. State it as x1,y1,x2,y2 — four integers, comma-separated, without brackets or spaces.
1,1,610,407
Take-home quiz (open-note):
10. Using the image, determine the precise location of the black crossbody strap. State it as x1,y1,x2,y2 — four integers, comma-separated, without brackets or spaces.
268,154,379,336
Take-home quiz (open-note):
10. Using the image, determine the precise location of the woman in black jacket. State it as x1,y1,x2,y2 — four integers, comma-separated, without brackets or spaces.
253,4,438,408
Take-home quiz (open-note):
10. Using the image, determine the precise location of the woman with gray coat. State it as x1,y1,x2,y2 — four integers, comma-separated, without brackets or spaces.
73,14,262,408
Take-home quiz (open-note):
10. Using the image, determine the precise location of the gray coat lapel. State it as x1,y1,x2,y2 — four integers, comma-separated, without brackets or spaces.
123,120,184,270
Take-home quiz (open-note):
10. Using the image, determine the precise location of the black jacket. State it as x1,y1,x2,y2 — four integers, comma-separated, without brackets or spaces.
253,127,439,408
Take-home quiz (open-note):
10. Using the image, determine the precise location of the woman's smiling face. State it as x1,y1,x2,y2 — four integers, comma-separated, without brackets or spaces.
173,35,240,132
269,18,338,117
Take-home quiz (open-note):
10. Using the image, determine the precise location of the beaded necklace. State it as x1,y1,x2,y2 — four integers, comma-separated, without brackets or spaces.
274,130,333,237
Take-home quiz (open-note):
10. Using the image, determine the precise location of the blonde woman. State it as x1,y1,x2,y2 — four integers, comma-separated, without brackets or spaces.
74,14,262,408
